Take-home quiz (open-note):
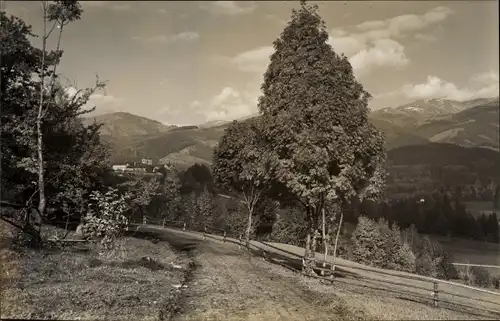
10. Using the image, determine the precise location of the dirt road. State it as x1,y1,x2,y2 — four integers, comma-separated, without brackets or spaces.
137,227,363,321
137,226,486,321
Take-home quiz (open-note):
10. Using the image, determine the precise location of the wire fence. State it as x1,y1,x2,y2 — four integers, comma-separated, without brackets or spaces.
133,215,500,318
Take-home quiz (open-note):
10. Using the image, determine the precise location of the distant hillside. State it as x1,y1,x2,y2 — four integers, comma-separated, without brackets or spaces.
371,97,498,127
108,124,227,167
411,100,499,150
90,96,498,168
367,117,430,150
83,112,175,139
386,143,500,199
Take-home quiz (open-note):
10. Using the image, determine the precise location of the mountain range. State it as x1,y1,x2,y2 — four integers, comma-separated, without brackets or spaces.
83,97,499,169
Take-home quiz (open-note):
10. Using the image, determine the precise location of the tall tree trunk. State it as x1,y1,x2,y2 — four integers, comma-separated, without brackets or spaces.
321,208,328,274
37,1,48,220
332,205,343,272
302,207,316,275
245,205,253,248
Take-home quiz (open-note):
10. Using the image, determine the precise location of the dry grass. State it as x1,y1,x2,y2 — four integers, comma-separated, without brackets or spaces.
0,223,191,320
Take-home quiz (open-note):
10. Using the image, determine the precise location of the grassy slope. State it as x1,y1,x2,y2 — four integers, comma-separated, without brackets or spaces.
412,103,499,150
0,223,192,320
385,143,500,198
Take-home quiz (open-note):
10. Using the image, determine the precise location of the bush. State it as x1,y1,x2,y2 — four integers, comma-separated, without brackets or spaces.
415,253,438,277
435,248,459,280
81,188,130,250
271,207,306,247
459,264,475,286
351,216,383,266
395,242,416,273
470,266,492,288
492,276,500,289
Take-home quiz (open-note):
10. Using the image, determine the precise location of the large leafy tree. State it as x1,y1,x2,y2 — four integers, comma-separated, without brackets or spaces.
212,119,269,247
257,1,386,274
1,7,109,233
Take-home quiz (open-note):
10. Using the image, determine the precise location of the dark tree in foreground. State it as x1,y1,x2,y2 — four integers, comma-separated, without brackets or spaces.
1,7,109,240
257,1,386,274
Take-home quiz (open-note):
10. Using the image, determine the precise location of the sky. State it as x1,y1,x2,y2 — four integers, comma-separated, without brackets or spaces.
5,0,499,126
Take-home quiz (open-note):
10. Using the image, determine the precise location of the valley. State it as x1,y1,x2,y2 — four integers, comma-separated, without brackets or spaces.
86,97,499,168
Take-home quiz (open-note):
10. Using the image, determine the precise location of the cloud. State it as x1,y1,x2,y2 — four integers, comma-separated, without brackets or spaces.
80,1,109,8
228,46,274,73
89,93,123,105
65,86,79,98
64,86,123,114
328,6,454,76
413,33,438,43
352,6,454,36
380,71,499,102
170,31,199,42
158,86,258,125
80,1,131,11
109,3,131,11
203,87,257,122
132,31,199,45
349,39,409,75
226,6,453,78
200,1,257,16
264,14,288,26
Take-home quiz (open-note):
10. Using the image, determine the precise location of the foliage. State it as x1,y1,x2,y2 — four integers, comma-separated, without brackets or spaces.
258,1,386,207
457,264,493,288
180,163,214,195
469,266,492,288
357,192,499,243
254,1,386,272
1,8,110,232
415,253,438,278
158,171,182,221
212,119,269,244
81,188,130,250
194,188,216,231
271,207,307,247
127,177,161,215
351,216,382,266
351,216,418,272
414,236,443,278
394,242,416,273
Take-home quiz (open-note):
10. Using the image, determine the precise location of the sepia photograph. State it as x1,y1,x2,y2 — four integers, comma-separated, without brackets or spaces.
1,0,499,320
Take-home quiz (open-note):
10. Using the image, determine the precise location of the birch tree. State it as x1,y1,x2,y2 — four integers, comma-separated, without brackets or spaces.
212,119,269,248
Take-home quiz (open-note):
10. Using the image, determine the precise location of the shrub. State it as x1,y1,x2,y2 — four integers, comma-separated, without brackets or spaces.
271,207,307,247
492,276,500,289
81,188,130,250
434,248,459,280
351,216,382,266
395,242,416,273
470,266,492,288
415,253,438,277
459,264,475,286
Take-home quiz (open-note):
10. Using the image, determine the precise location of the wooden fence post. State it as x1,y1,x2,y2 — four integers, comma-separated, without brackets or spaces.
162,218,165,228
183,222,186,231
238,234,242,249
143,216,146,225
223,231,226,243
433,281,439,308
203,227,207,240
